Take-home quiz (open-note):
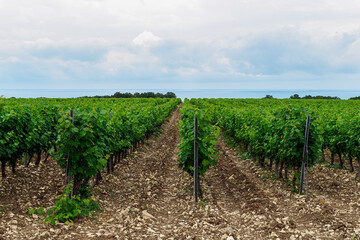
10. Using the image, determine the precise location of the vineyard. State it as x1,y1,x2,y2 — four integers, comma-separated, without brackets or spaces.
0,98,180,179
0,97,359,239
190,98,360,188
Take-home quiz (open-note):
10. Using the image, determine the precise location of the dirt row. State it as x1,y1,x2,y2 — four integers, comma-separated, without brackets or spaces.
1,107,360,239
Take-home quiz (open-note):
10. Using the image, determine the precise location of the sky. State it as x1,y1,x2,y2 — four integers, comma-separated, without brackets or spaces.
1,0,360,91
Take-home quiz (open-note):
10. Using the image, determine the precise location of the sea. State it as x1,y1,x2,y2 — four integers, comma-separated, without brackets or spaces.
1,89,360,100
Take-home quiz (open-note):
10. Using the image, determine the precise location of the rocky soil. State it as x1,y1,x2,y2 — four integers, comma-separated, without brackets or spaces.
1,107,360,239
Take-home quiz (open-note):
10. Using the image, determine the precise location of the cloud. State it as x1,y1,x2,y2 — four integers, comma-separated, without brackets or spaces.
2,29,360,90
0,57,19,63
98,48,159,73
1,0,360,90
29,45,107,63
133,31,162,46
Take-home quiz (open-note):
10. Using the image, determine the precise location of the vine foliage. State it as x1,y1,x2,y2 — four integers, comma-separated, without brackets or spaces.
177,100,219,197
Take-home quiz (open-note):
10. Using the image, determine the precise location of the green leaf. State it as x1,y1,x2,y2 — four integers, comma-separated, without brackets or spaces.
37,207,44,216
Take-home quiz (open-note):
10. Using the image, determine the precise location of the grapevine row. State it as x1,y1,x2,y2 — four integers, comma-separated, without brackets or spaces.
190,98,360,189
0,98,181,189
177,100,219,198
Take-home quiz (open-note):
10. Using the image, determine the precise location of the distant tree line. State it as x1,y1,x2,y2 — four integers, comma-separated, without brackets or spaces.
349,96,360,100
263,94,344,99
81,91,177,99
289,94,340,100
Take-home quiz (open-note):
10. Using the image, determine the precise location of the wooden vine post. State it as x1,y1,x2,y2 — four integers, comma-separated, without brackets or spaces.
64,109,75,197
108,113,113,174
24,153,28,168
299,115,310,195
193,115,199,207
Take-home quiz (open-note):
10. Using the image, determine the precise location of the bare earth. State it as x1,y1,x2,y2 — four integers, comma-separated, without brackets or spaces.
1,107,360,240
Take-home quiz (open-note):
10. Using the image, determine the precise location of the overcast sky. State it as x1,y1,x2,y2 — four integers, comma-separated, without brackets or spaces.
1,0,360,90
